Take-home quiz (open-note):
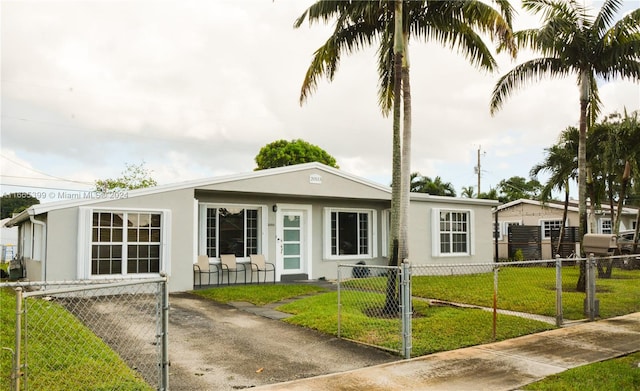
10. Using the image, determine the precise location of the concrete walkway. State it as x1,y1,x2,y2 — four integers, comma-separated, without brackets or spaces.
251,312,640,391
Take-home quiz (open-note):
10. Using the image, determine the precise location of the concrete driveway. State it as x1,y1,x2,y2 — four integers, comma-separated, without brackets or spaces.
166,292,398,390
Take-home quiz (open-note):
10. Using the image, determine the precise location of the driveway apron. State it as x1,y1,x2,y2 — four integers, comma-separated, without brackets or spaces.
166,292,398,390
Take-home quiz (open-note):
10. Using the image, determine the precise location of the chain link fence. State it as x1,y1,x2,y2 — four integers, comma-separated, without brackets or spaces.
338,255,640,358
337,264,411,358
0,277,169,391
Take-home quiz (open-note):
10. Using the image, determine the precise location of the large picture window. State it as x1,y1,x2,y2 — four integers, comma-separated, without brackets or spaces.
91,211,162,275
200,206,261,258
324,208,375,260
432,208,473,257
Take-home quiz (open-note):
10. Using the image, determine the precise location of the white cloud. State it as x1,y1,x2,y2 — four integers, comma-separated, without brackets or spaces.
1,0,638,201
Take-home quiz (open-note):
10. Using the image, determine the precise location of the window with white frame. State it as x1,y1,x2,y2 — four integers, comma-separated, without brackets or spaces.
541,219,563,239
432,208,474,256
91,211,162,275
599,218,612,234
324,208,375,259
500,221,521,241
199,205,262,258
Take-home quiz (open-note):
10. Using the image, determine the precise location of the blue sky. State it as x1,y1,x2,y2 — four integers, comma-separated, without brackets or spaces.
1,0,638,203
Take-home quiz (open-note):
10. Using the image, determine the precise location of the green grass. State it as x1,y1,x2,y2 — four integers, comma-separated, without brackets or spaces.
0,288,153,391
523,351,640,391
360,266,640,320
276,291,555,356
192,283,327,305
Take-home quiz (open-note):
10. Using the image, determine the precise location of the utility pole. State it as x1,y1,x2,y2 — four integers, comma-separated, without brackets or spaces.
477,147,481,196
475,146,484,198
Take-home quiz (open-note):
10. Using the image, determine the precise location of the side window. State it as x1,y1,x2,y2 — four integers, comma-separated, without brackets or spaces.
432,208,473,257
541,220,563,239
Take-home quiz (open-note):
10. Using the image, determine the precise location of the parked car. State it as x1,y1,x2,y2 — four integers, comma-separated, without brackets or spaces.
617,230,640,269
618,230,639,254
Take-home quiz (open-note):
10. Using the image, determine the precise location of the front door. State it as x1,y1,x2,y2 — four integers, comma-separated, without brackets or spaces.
276,205,311,280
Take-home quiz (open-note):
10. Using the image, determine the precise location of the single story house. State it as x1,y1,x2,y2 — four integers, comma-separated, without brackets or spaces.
494,198,639,259
6,163,498,292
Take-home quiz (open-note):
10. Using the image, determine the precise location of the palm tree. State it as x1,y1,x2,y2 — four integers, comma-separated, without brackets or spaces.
411,173,456,196
530,127,579,256
295,0,515,265
461,186,476,198
490,0,640,254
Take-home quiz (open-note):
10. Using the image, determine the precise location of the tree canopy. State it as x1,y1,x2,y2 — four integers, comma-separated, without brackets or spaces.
254,139,338,170
490,0,640,244
1,193,40,219
496,176,543,203
410,173,456,197
94,162,157,192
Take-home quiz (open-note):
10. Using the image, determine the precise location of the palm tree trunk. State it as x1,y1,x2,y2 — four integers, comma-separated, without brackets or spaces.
576,70,589,292
399,28,411,264
384,0,404,314
388,0,403,264
556,182,569,255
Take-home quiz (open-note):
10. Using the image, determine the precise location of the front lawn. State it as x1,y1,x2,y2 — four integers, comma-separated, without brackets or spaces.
192,283,327,305
523,351,640,391
277,290,555,356
0,288,152,391
406,266,640,320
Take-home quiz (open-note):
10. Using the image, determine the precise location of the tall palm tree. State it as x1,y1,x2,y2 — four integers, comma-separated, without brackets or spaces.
490,0,640,251
295,0,515,264
530,127,579,255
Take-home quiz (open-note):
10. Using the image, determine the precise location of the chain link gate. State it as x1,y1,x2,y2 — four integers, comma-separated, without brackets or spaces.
1,276,169,391
337,263,412,358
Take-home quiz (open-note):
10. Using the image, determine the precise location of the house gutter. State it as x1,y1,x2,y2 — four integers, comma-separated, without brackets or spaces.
29,215,47,282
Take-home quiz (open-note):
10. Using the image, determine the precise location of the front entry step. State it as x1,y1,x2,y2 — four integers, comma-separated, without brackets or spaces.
280,273,309,282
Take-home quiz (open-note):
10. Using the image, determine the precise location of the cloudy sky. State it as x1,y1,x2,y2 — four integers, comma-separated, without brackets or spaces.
1,0,638,203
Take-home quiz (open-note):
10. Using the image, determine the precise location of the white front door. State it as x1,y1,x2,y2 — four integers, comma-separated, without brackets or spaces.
276,205,312,279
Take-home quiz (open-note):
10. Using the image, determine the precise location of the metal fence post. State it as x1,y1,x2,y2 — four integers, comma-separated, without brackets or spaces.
401,262,412,359
337,266,342,339
13,287,23,391
585,254,598,321
160,274,170,391
555,255,563,327
492,266,498,341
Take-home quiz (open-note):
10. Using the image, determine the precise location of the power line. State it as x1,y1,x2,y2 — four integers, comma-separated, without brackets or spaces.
0,154,94,185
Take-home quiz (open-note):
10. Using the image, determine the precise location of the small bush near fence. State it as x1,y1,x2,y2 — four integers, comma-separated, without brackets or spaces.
0,279,165,391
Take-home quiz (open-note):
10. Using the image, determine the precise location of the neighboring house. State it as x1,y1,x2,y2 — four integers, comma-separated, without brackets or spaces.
0,218,18,262
5,163,498,292
494,198,639,259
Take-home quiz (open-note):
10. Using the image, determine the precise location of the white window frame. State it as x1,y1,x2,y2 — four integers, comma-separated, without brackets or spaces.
77,207,172,279
198,203,268,263
500,220,522,241
323,207,377,261
540,219,564,240
381,209,390,258
431,208,475,257
599,218,612,234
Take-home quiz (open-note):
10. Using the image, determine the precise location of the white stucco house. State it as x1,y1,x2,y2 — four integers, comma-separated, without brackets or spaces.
5,163,498,292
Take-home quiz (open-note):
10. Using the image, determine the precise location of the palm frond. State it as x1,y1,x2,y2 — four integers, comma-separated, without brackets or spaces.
490,58,571,115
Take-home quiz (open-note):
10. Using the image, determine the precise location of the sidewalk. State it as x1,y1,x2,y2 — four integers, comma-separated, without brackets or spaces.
252,312,640,391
